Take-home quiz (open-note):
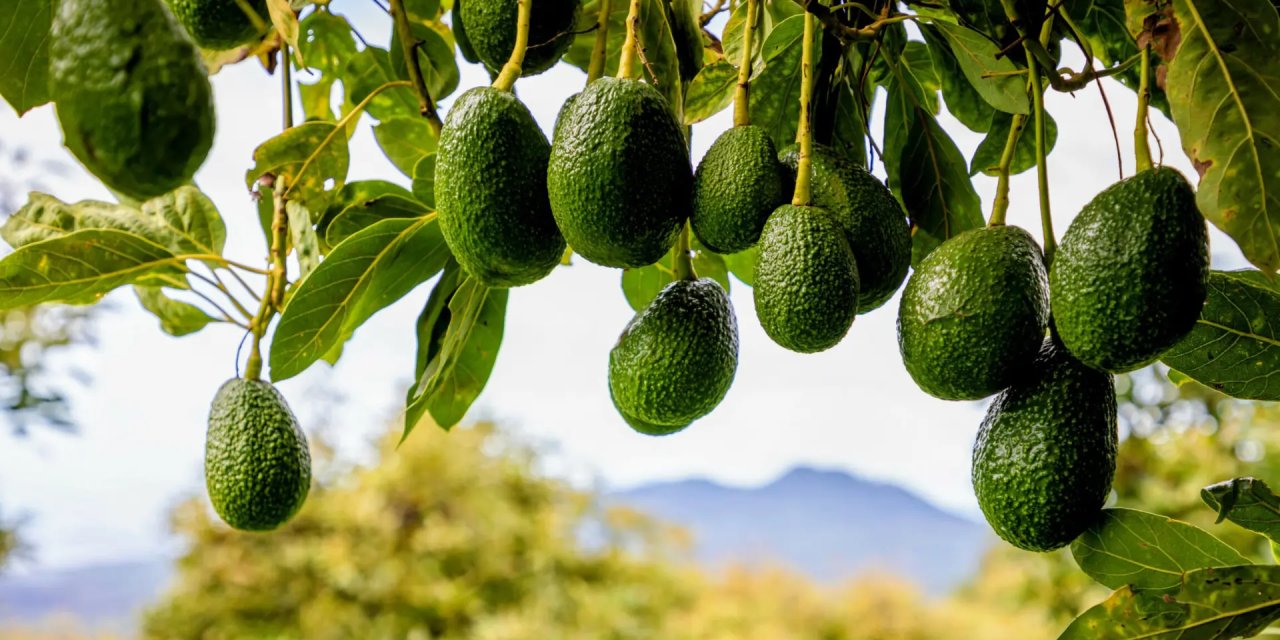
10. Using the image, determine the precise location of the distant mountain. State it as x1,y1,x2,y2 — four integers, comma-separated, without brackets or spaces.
610,466,992,594
0,558,171,630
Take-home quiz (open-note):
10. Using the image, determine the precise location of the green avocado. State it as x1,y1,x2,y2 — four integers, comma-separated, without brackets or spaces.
753,204,859,353
691,125,787,255
972,337,1117,552
205,378,311,532
779,144,911,313
166,0,268,49
460,0,581,76
897,225,1048,400
609,278,739,433
548,78,691,268
1050,167,1210,373
50,0,215,200
436,87,565,287
452,0,481,64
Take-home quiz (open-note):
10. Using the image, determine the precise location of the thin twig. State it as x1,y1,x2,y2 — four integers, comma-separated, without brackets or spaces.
699,0,726,25
390,0,443,135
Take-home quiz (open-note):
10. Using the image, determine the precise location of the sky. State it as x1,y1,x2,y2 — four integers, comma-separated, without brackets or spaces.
0,4,1249,571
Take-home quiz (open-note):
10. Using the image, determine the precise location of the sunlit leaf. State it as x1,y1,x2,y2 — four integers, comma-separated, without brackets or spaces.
920,24,993,133
0,1,52,114
1072,508,1248,592
297,10,356,74
373,116,438,176
1202,477,1280,544
343,47,420,121
0,230,183,309
389,21,459,101
929,20,1028,115
319,181,429,249
684,60,737,125
134,286,217,336
245,122,350,212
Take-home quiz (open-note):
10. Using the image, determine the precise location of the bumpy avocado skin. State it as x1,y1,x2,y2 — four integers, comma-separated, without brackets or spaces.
205,378,311,532
1051,168,1210,373
452,0,481,63
50,0,214,200
548,78,691,268
460,0,581,76
167,0,268,49
691,125,787,254
436,87,565,287
779,144,911,312
973,338,1117,552
897,225,1048,401
754,204,860,353
609,278,739,430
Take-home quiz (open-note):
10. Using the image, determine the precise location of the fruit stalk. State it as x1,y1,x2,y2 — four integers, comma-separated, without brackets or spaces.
674,221,695,280
281,44,294,129
1134,44,1154,173
493,0,533,91
791,9,817,207
617,0,643,79
732,0,758,127
988,113,1027,226
391,0,444,134
245,183,290,382
586,0,613,83
1026,10,1057,264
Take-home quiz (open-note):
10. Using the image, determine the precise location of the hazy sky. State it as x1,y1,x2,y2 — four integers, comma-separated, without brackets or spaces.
0,4,1247,571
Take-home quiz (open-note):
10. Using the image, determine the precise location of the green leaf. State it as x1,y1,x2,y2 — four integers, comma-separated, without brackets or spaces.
319,181,429,249
667,0,703,81
343,47,420,121
1203,478,1280,545
1059,566,1280,639
621,239,730,312
0,1,52,114
405,273,508,434
721,0,797,68
564,0,626,78
245,122,350,213
920,24,994,132
1064,0,1170,118
134,286,216,336
1071,508,1249,592
722,246,756,287
929,20,1029,115
297,11,356,74
749,15,817,150
286,201,320,280
297,78,336,121
1162,271,1280,400
269,216,450,381
404,0,442,21
0,229,183,309
265,0,300,54
389,22,459,101
969,109,1058,176
372,117,438,177
900,41,940,114
411,154,437,209
683,60,738,125
1164,0,1280,274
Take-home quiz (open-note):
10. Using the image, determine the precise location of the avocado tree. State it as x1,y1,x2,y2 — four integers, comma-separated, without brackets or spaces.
1,0,1279,635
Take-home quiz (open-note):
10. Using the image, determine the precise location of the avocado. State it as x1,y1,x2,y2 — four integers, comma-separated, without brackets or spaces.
436,87,565,287
460,0,581,76
205,378,311,531
779,144,911,312
1050,167,1210,373
753,204,859,353
452,0,481,64
972,337,1117,552
691,125,787,255
548,78,691,268
166,0,268,49
50,0,215,200
609,278,739,432
897,225,1048,400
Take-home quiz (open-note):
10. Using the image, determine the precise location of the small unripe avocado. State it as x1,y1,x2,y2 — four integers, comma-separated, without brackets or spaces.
50,0,215,200
461,0,581,76
897,225,1048,400
436,87,565,287
779,144,911,312
452,0,481,64
973,337,1117,552
754,204,859,353
205,378,311,531
1051,167,1210,373
691,125,787,254
166,0,269,49
609,278,739,433
548,78,691,268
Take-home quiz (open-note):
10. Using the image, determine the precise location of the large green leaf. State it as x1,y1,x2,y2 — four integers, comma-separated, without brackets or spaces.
342,47,421,122
1060,566,1280,639
405,271,507,433
1071,508,1249,592
245,122,350,213
269,216,450,381
0,230,183,309
920,24,994,133
721,0,798,69
389,21,459,101
1162,271,1280,400
1203,477,1280,545
748,15,815,150
1164,0,1280,274
621,238,730,312
929,20,1029,115
134,286,217,336
1063,0,1169,117
297,10,357,75
722,246,757,287
0,1,51,114
683,60,738,125
969,110,1058,177
372,117,438,177
319,180,429,250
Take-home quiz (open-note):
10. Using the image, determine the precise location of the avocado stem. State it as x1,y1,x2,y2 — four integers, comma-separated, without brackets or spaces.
732,0,758,127
281,44,294,130
245,182,292,382
617,0,643,80
674,221,696,280
586,0,613,83
1134,44,1154,173
1026,9,1057,264
493,0,533,91
391,0,444,133
791,9,817,207
988,113,1027,227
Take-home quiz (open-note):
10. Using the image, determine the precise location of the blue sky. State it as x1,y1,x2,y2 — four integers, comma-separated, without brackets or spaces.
0,4,1246,571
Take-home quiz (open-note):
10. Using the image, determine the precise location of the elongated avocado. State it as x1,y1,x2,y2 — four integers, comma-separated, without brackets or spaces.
897,225,1048,400
205,378,311,531
436,87,565,287
50,0,215,200
753,204,859,353
460,0,581,76
167,0,269,49
609,278,739,432
973,337,1117,552
1050,167,1210,373
548,78,691,268
691,125,787,254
